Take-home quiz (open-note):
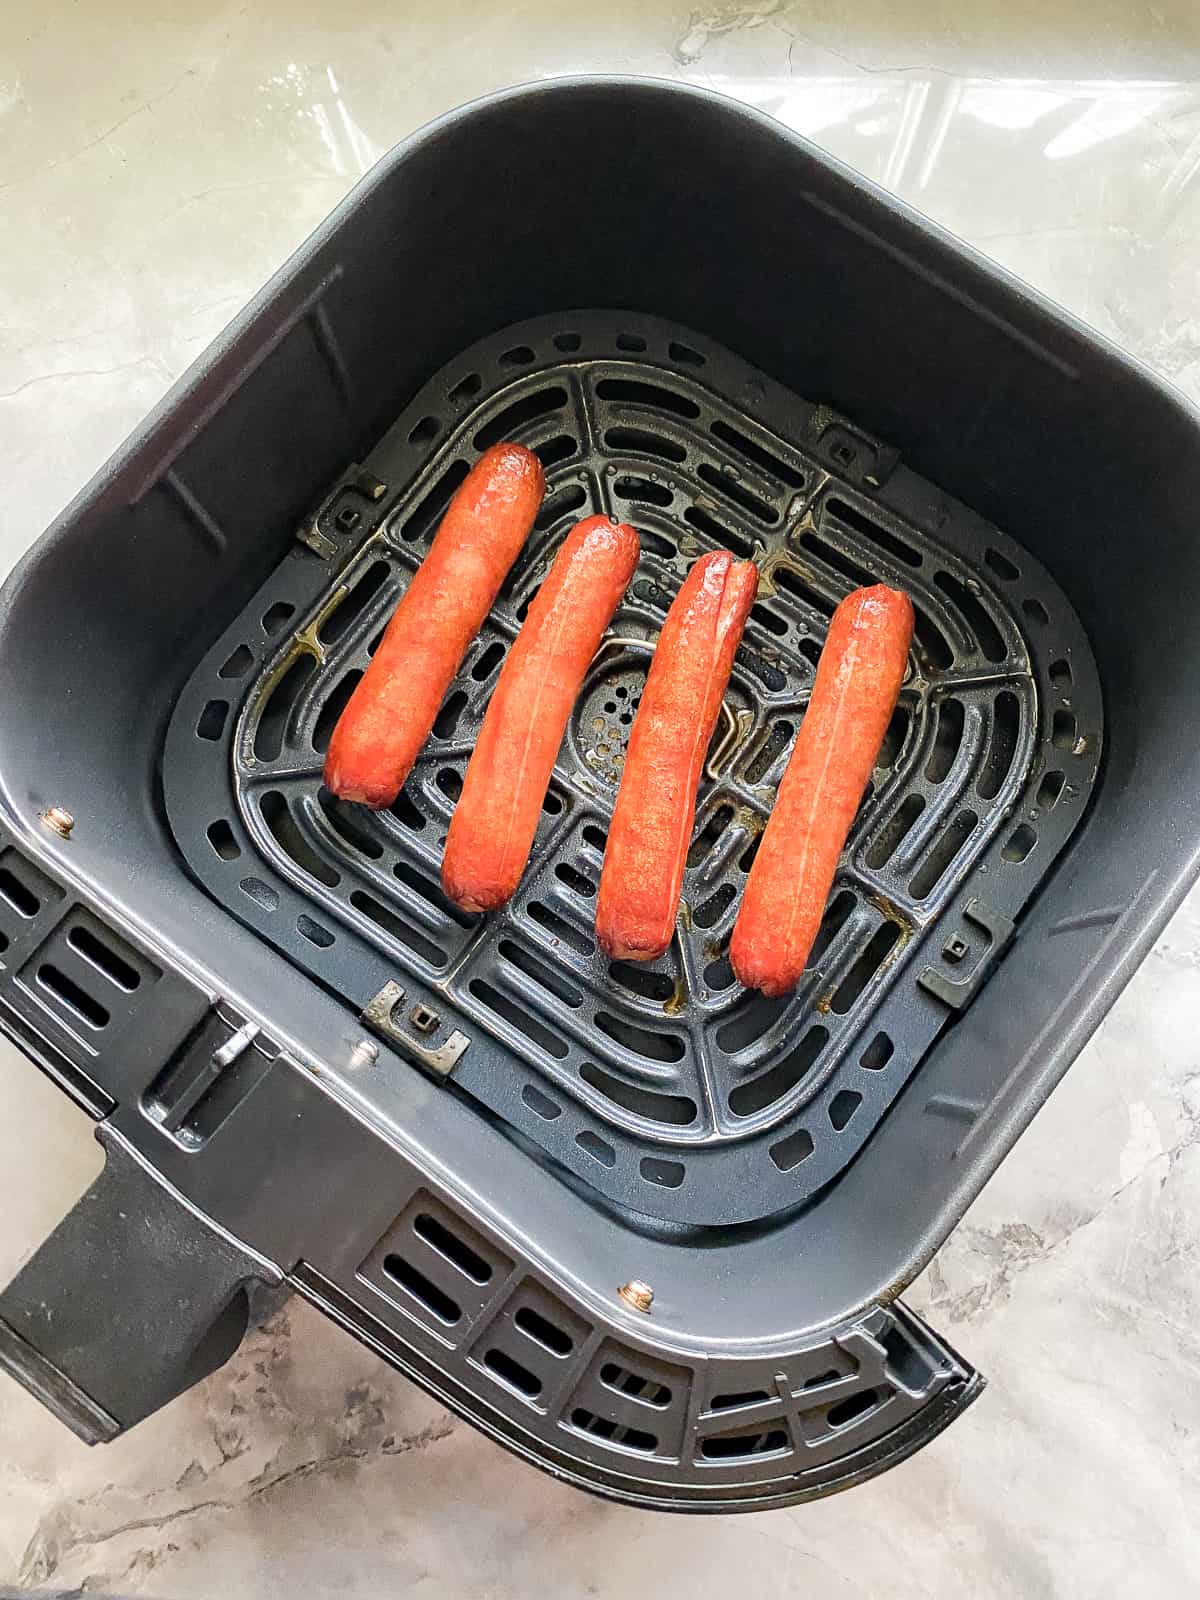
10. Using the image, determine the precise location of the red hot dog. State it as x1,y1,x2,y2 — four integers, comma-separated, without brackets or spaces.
596,550,759,962
730,584,914,997
442,515,639,913
324,442,544,809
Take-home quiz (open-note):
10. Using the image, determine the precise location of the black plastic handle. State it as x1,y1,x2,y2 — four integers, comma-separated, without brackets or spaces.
0,1131,282,1442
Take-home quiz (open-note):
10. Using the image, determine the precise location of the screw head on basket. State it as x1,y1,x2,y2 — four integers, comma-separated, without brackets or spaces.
41,806,74,839
618,1279,654,1313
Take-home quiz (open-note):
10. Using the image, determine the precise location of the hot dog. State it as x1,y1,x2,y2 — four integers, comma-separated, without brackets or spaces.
324,442,545,809
596,550,759,962
730,584,913,996
443,515,639,913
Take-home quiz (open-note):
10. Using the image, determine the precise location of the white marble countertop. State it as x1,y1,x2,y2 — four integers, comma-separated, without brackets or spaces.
2,2,1200,1593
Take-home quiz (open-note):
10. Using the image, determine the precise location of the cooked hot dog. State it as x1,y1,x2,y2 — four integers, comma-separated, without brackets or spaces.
442,515,639,913
730,584,913,996
596,550,759,962
324,442,544,809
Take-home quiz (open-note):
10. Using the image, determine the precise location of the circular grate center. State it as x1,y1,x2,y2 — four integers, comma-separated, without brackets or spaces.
570,649,647,790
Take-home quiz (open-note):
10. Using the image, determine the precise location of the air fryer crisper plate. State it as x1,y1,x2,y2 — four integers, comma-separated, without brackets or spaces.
164,311,1101,1227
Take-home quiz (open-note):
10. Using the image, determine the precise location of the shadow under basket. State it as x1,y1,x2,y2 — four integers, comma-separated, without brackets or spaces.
0,78,1196,1512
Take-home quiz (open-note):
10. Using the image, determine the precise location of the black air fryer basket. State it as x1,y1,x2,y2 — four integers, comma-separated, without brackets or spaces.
0,79,1195,1512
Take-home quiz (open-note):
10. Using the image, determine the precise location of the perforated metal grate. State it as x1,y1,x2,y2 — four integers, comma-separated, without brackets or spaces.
164,312,1101,1226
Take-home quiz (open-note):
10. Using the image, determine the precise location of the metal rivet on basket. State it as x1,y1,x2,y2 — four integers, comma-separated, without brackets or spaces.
618,1279,654,1314
41,807,74,839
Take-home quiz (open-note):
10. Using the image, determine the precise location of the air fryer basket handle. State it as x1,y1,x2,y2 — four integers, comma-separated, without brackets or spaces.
0,1132,282,1442
807,1302,986,1499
